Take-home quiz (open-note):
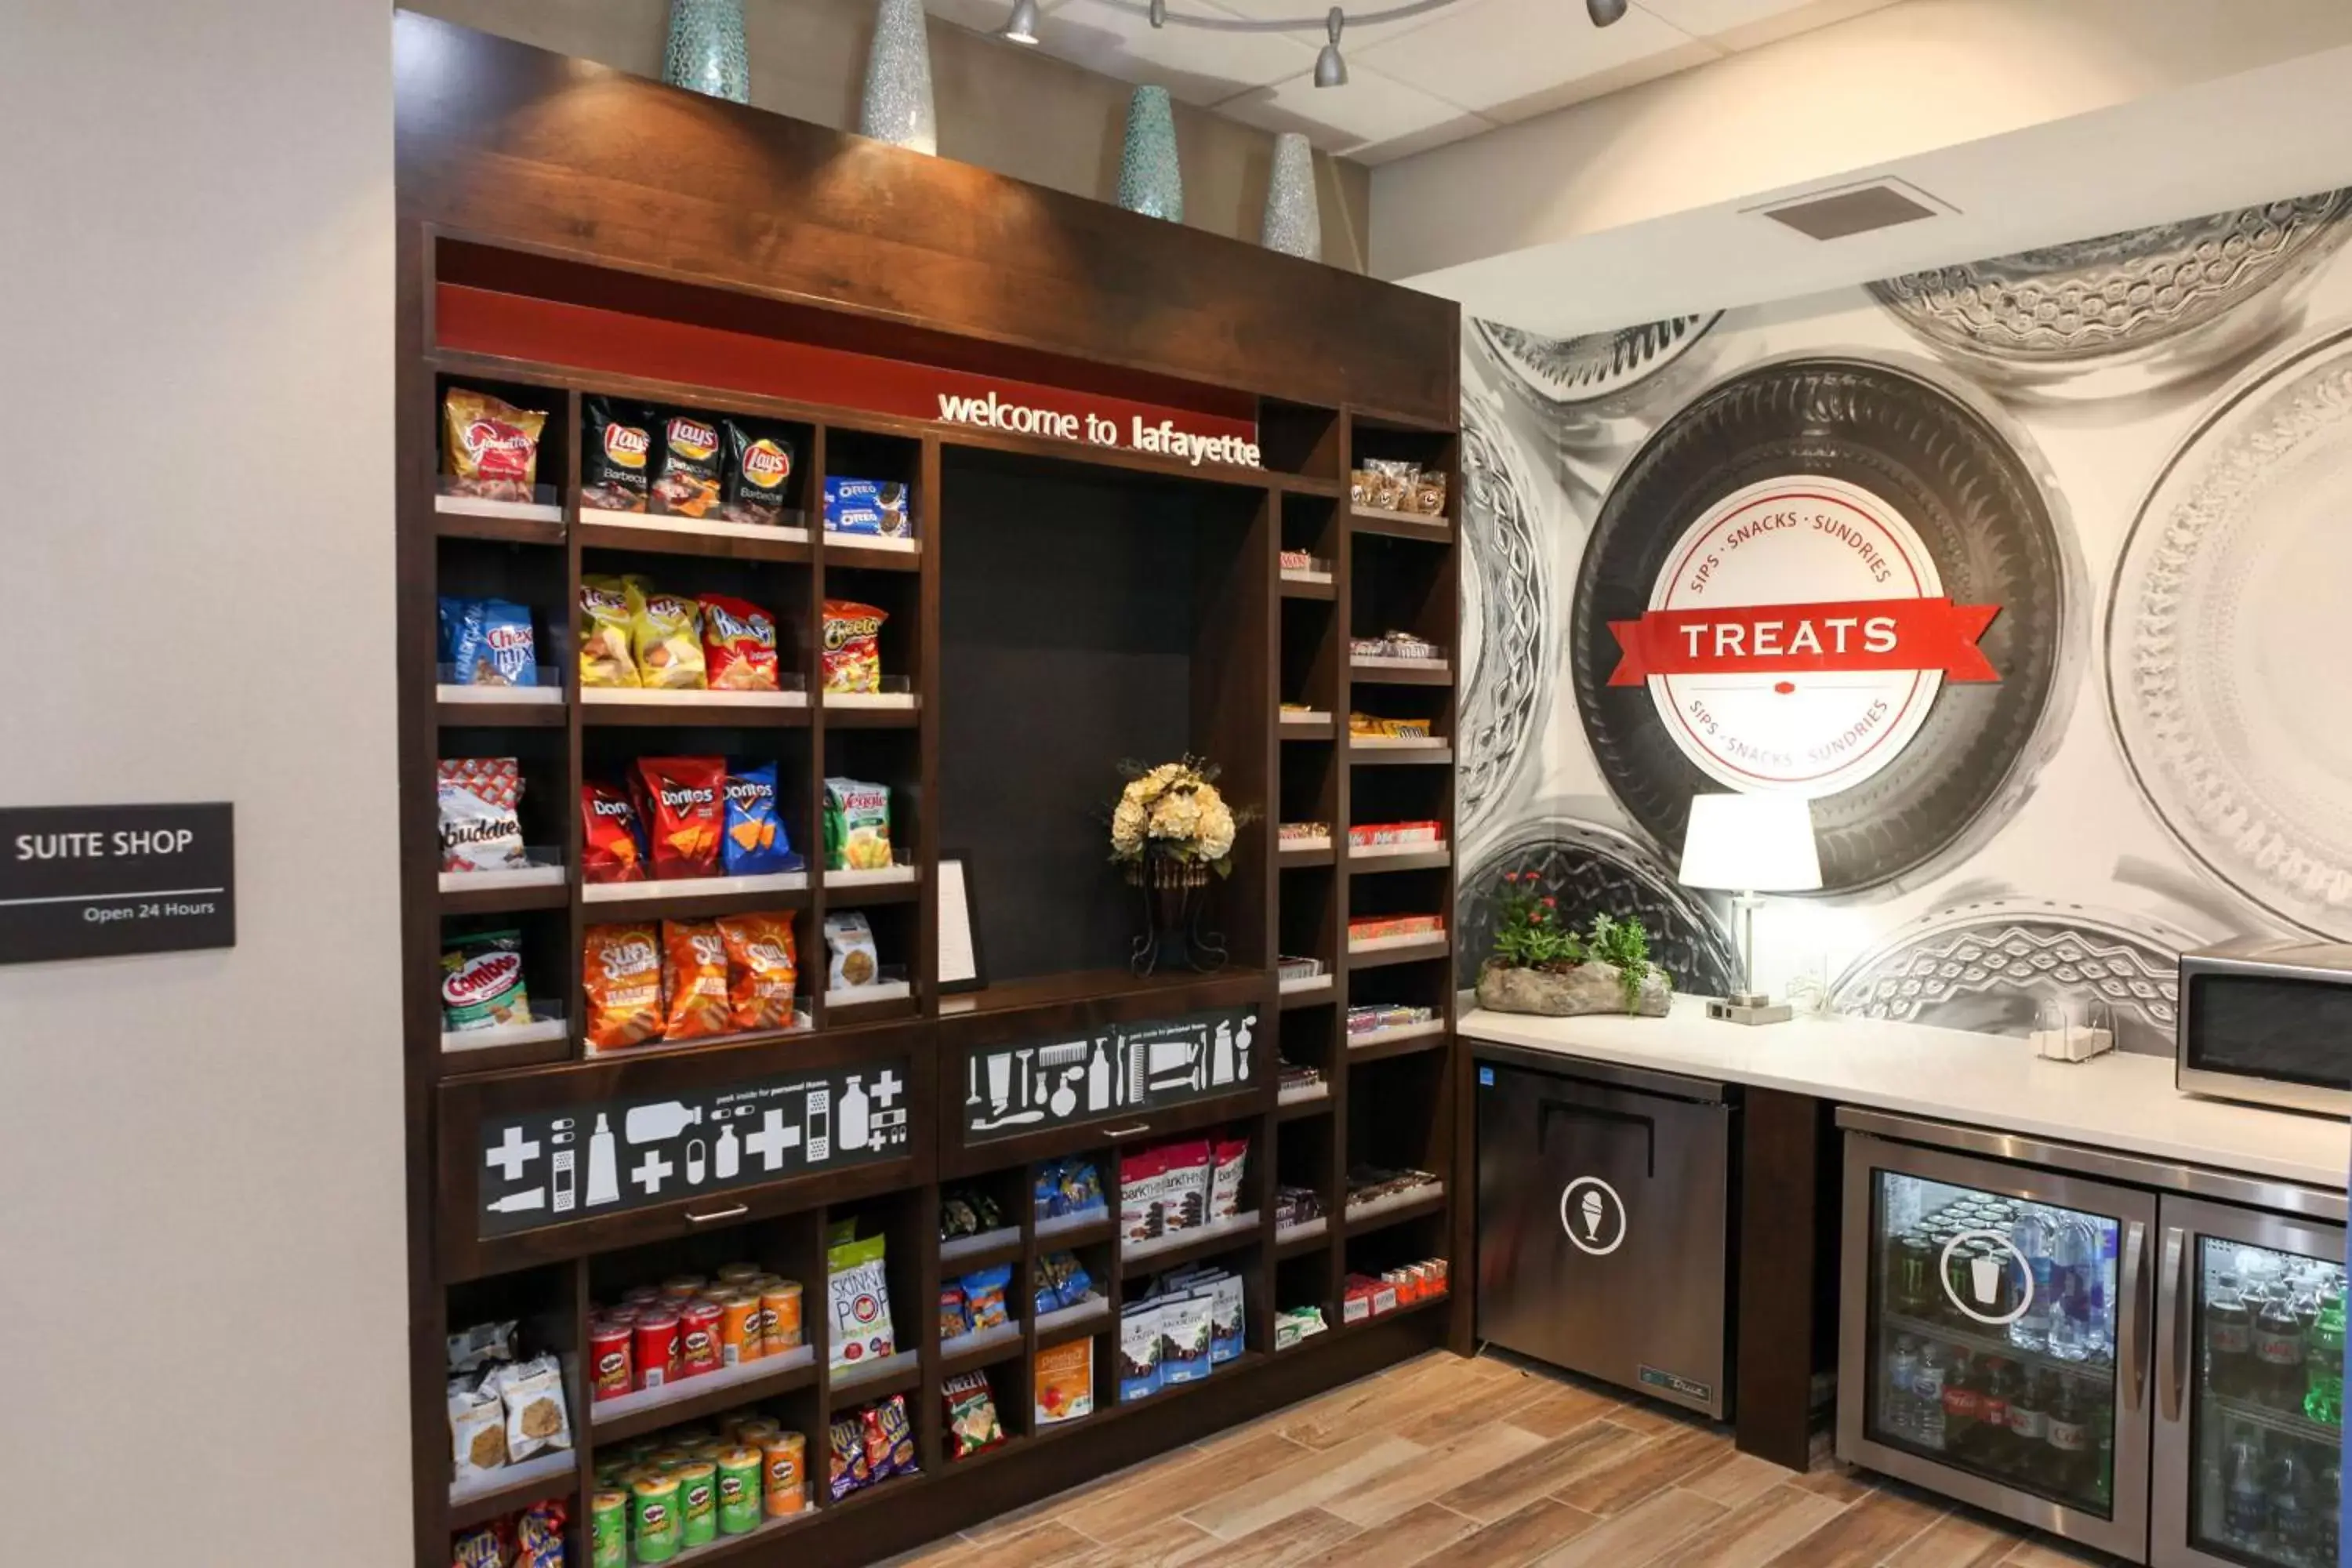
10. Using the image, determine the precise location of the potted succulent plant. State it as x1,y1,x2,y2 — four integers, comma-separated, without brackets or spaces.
1110,756,1258,975
1476,873,1671,1017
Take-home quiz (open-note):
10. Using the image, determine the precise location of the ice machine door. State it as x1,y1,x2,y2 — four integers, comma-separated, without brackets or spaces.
1475,1059,1734,1417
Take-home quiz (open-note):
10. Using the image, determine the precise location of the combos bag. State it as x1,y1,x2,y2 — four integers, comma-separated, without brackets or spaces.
630,579,706,690
437,757,526,873
820,599,887,695
717,913,797,1032
700,596,780,692
721,763,794,875
723,418,797,524
441,930,530,1033
583,923,662,1051
578,575,640,688
662,918,731,1041
441,387,547,503
653,412,724,517
633,756,724,878
579,779,646,884
582,396,654,513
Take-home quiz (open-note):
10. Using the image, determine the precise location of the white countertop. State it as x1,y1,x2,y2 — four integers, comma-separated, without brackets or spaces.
1463,998,2350,1192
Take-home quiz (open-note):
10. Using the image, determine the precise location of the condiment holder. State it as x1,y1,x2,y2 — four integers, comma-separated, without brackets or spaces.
2030,999,2114,1063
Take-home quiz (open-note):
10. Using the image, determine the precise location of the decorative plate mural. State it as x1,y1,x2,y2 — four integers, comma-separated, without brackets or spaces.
1457,818,1740,999
1457,383,1550,829
1570,358,2066,893
1829,897,2199,1057
2107,324,2352,938
1472,313,1722,417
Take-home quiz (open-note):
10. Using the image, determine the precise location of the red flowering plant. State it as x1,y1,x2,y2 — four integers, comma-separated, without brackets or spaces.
1485,873,1668,1013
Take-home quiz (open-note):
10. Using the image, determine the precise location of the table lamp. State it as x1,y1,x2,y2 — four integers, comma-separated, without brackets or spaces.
1677,793,1822,1025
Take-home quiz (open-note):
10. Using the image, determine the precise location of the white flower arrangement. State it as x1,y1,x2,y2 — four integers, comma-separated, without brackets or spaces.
1109,755,1253,877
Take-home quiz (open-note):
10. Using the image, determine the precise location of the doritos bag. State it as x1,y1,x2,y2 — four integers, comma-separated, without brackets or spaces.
700,596,779,692
633,757,724,879
721,763,795,875
580,779,646,884
662,919,731,1040
717,913,797,1032
583,924,663,1051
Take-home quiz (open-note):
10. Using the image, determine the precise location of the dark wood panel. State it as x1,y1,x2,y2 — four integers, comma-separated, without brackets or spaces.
1733,1086,1837,1472
392,13,1457,423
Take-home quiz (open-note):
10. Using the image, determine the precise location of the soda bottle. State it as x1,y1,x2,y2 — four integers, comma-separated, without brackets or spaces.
2008,1369,2051,1472
1886,1334,1920,1439
2254,1285,2307,1410
2269,1447,2314,1559
1975,1359,2016,1476
2048,1214,2096,1362
2317,1457,2340,1563
1942,1348,1980,1454
2209,1272,2254,1400
2009,1207,2055,1352
2045,1379,2090,1495
2304,1289,2344,1425
2222,1429,2267,1548
1914,1342,1948,1453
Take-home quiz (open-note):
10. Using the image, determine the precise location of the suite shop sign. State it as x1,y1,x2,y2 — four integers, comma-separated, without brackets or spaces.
2,804,235,963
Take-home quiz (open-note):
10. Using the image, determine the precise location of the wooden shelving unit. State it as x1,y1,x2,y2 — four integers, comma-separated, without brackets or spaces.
396,16,1461,1567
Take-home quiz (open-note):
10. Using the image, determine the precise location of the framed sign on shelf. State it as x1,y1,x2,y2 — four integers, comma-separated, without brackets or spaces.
938,849,986,993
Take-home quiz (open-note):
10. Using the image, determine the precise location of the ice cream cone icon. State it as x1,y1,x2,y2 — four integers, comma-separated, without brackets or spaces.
1580,1189,1606,1240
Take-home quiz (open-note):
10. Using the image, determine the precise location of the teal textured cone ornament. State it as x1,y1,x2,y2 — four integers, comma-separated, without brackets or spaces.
1116,86,1184,223
1261,132,1320,260
860,0,938,155
662,0,750,103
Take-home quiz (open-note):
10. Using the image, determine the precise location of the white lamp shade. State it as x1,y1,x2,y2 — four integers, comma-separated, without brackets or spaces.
1678,793,1822,893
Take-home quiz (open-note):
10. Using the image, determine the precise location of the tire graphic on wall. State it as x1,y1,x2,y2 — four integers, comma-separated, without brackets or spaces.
1472,313,1724,416
1457,819,1739,998
1570,358,2064,893
1457,383,1549,827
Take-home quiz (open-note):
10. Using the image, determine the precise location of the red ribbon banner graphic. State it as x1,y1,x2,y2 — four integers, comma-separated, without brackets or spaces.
1607,597,2002,687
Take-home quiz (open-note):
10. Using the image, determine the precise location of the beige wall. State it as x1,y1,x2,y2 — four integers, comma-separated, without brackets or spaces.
0,3,408,1564
412,0,1374,269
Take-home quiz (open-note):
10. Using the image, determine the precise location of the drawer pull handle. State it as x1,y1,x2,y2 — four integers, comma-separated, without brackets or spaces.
1102,1122,1152,1139
685,1204,750,1225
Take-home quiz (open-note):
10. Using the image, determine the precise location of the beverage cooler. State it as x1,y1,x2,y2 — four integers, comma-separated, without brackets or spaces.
1838,1109,2346,1566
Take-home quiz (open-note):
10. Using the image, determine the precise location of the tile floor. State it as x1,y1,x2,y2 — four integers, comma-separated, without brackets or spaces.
883,1348,2118,1567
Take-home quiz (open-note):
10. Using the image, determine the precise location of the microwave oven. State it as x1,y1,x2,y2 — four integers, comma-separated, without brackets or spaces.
2176,938,2352,1115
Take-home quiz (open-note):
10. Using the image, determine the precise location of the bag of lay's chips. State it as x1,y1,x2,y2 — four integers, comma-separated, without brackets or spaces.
701,595,779,692
722,418,797,524
582,396,654,513
721,763,797,875
629,578,706,690
579,575,639,688
652,412,724,517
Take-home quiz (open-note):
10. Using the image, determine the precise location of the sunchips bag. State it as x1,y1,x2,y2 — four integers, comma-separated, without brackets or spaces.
582,396,654,513
633,756,724,879
630,579,706,690
652,411,724,517
700,595,779,692
721,763,794,875
579,575,639,688
583,923,663,1051
441,387,547,502
722,418,797,524
579,779,646,884
717,913,797,1032
662,918,731,1041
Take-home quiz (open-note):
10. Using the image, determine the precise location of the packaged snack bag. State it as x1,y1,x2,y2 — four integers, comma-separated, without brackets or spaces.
445,597,539,687
720,764,793,873
1210,1139,1250,1222
652,412,724,517
662,919,731,1040
583,923,663,1051
942,1371,1006,1460
1158,1292,1214,1385
451,1520,508,1568
826,1231,896,1372
1033,1338,1094,1425
957,1265,1011,1332
819,599,887,695
579,576,640,688
633,757,724,878
1120,1147,1169,1242
1206,1271,1245,1364
1119,1301,1164,1401
582,396,654,513
1160,1140,1214,1232
717,913,797,1032
579,779,647,884
488,1353,573,1461
437,757,526,873
699,596,779,692
448,1380,507,1480
630,580,707,690
938,1285,969,1343
822,778,892,871
870,1395,918,1478
442,387,547,502
823,911,879,990
722,419,797,523
822,477,911,538
441,930,531,1033
514,1499,568,1568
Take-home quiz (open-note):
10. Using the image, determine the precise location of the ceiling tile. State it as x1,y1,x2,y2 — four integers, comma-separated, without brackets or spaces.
1635,0,1899,48
1212,0,1492,53
1215,62,1489,155
1031,0,1321,104
925,0,1054,38
1352,112,1500,165
1353,0,1701,117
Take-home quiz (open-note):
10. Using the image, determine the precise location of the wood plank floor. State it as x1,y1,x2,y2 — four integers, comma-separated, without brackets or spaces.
883,1350,2122,1568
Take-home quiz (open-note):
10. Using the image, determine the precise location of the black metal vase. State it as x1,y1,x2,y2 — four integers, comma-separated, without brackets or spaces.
1129,857,1229,977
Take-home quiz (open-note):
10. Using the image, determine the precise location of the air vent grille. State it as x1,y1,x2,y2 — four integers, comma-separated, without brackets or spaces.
1759,183,1942,241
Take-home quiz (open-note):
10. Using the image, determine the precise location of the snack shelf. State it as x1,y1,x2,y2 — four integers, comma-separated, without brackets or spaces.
575,510,812,561
1276,1093,1332,1123
579,885,811,922
438,681,564,710
822,863,922,906
584,1009,812,1062
448,1448,578,1531
1346,935,1449,969
1348,740,1452,765
1346,1020,1447,1063
435,488,566,524
824,978,914,1010
590,1344,818,1444
440,878,571,916
938,1318,1025,1376
441,1011,569,1056
1276,1080,1330,1109
939,1225,1023,1266
1348,505,1452,541
1343,1186,1446,1236
1332,1288,1450,1339
822,532,921,564
1033,1294,1112,1343
1114,1350,1269,1409
581,685,811,728
821,690,920,712
1347,657,1451,685
437,696,567,728
583,869,809,906
437,860,566,896
1033,1211,1113,1247
1279,572,1336,601
1345,845,1450,873
1280,474,1347,498
827,1347,922,1396
1275,1217,1329,1254
1277,972,1334,999
659,1502,822,1566
1119,1208,1261,1276
1277,837,1334,864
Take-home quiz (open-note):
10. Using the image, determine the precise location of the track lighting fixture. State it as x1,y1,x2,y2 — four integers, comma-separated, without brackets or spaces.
1150,0,1167,25
1586,0,1627,24
1314,7,1348,88
1002,0,1041,44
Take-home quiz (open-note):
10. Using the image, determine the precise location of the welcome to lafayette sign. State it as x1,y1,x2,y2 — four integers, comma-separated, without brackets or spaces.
933,390,1260,467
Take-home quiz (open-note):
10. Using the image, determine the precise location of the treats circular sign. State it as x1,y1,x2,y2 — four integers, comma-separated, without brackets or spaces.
1608,476,1997,797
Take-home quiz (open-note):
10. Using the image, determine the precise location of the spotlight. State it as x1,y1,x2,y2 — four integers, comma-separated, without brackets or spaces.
1586,0,1628,24
1002,0,1041,44
1150,0,1167,24
1314,8,1348,87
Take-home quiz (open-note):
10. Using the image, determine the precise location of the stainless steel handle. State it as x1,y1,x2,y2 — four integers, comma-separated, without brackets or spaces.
685,1203,750,1225
2119,1218,2148,1413
1101,1122,1152,1139
2158,1225,2188,1424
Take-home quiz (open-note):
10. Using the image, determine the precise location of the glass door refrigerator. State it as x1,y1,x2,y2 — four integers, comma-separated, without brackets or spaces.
1838,1113,2159,1561
2152,1196,2345,1568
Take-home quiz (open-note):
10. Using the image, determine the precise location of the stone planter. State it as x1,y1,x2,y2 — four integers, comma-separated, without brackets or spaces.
1476,960,1670,1018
